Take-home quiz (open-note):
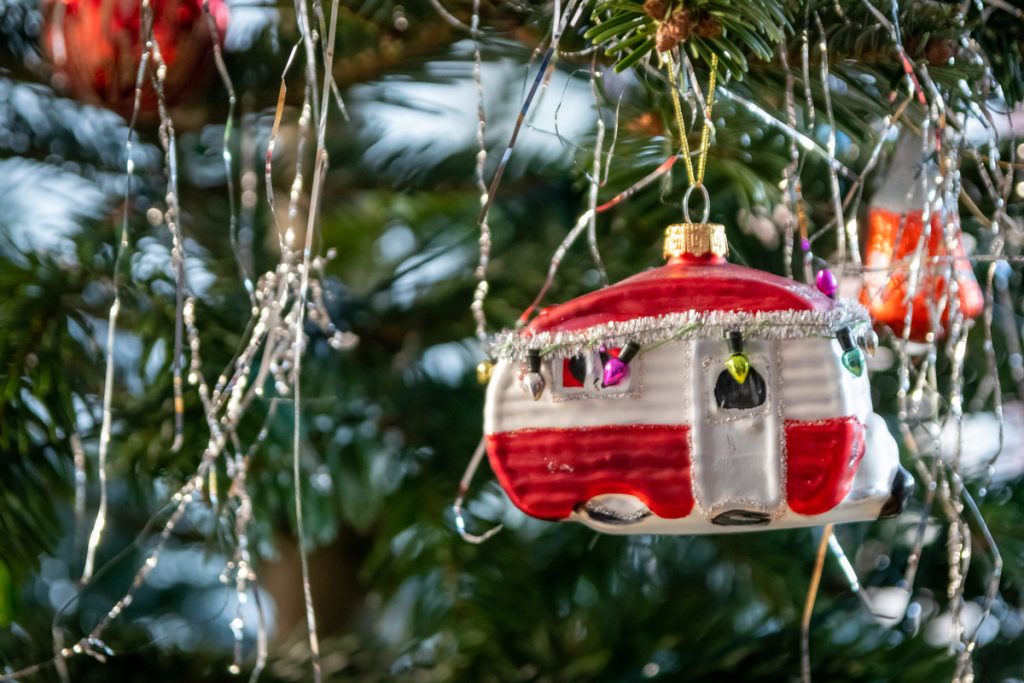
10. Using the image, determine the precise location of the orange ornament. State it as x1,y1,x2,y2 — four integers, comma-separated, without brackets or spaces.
860,131,984,342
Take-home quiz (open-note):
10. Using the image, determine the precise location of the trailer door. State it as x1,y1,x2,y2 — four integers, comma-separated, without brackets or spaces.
689,337,783,525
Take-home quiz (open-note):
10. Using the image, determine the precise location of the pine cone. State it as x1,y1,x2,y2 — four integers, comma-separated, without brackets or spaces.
643,0,667,22
695,13,721,38
625,111,664,137
656,8,694,53
924,37,955,65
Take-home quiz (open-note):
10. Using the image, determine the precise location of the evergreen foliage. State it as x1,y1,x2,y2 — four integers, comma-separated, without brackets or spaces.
0,0,1023,680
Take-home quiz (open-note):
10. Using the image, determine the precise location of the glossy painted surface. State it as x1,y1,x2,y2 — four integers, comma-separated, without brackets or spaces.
487,417,870,522
526,259,835,335
484,249,902,533
784,417,865,515
486,424,693,520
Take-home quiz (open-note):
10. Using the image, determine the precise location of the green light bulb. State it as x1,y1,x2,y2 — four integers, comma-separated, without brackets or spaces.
842,348,865,377
725,353,750,384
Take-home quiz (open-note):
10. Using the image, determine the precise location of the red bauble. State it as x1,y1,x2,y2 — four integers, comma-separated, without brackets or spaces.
42,0,228,116
860,130,984,342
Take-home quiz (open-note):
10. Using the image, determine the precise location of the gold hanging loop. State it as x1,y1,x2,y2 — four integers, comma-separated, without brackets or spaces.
682,183,710,224
662,51,719,196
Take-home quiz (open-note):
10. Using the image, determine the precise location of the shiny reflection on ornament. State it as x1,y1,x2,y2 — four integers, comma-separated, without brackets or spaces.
600,341,639,387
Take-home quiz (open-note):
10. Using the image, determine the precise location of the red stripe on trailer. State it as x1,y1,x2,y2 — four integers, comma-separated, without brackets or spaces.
784,417,866,516
486,424,693,520
526,261,834,335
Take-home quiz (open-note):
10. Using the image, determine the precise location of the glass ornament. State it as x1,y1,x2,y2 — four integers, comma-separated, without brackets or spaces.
475,223,912,535
42,0,229,117
860,129,984,341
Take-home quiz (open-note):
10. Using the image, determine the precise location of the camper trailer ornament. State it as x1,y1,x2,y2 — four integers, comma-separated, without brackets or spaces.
479,222,912,535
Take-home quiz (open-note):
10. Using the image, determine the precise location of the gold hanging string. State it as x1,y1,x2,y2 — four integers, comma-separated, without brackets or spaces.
662,51,718,189
696,55,717,183
801,523,833,683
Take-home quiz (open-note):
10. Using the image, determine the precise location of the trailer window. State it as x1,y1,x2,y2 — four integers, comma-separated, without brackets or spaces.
714,365,767,410
561,354,588,388
552,348,637,398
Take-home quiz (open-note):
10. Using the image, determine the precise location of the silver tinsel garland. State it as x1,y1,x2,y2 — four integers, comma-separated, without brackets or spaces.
487,299,870,360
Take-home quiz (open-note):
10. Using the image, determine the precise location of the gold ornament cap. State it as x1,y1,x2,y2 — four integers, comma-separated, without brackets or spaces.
663,223,728,261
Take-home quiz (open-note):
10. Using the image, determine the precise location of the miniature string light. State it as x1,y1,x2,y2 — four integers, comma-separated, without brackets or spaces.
815,268,838,298
723,330,751,384
600,341,640,387
522,349,546,400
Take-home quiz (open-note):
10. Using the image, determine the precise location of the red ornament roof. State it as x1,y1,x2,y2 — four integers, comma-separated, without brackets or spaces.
526,258,836,335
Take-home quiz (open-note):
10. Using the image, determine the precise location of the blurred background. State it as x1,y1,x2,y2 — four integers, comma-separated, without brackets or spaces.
1,0,1023,681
